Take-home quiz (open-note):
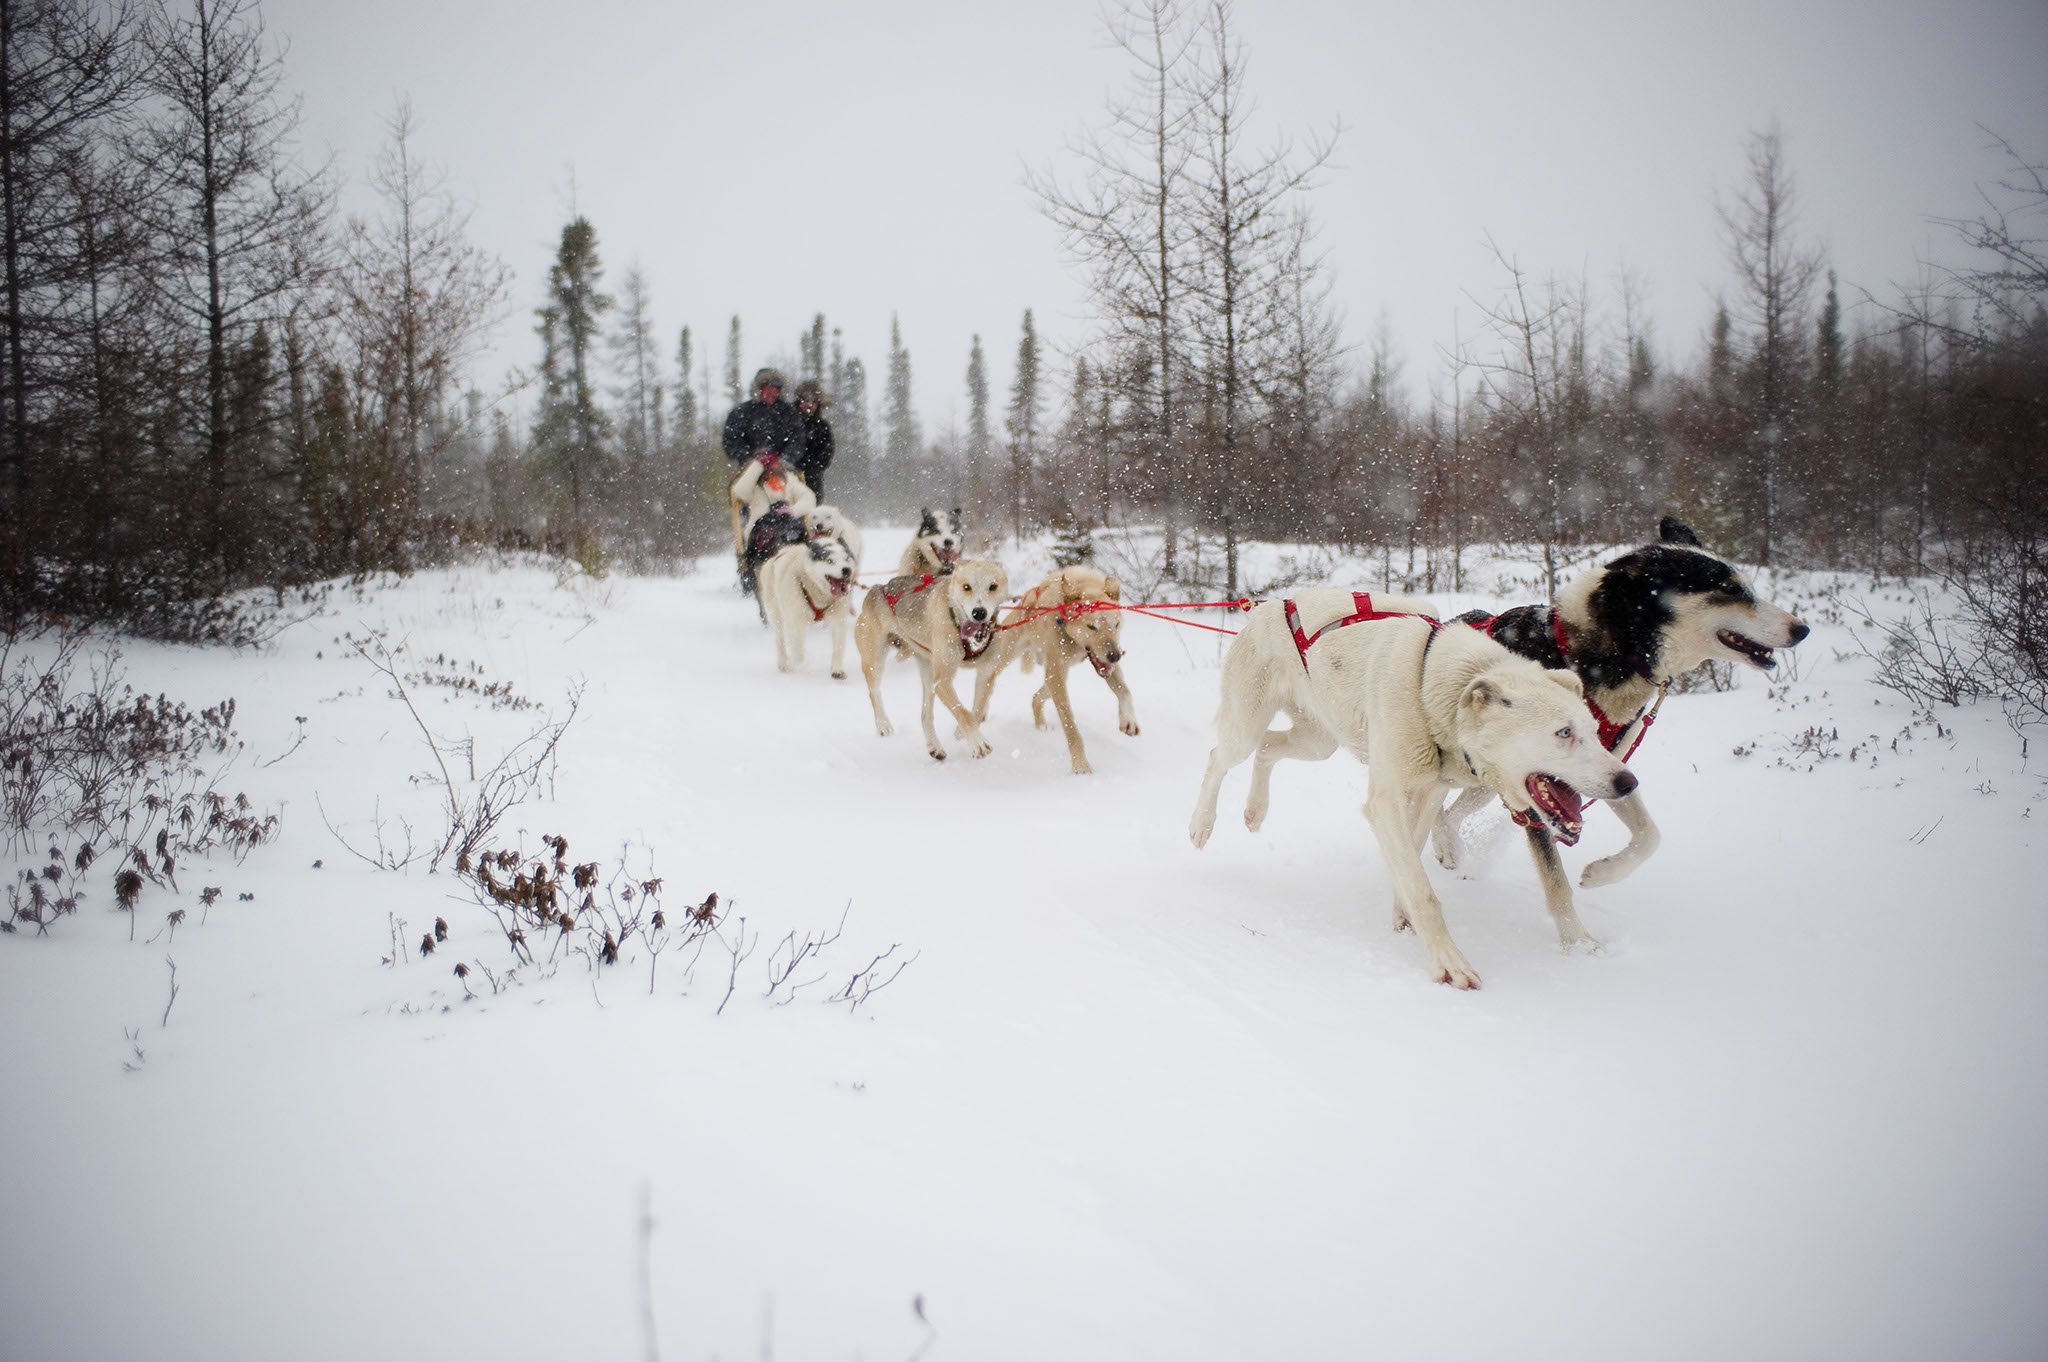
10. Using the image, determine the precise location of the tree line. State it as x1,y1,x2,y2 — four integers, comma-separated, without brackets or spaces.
4,0,2042,636
1027,0,2047,600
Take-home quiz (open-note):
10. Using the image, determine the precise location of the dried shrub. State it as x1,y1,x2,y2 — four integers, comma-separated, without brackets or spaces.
1,625,279,934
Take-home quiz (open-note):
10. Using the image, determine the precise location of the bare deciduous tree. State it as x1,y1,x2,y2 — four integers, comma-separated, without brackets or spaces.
338,97,509,551
1028,0,1201,575
1718,120,1823,566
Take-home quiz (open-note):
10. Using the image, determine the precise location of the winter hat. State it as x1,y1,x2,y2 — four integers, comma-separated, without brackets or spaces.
752,368,787,395
794,380,833,407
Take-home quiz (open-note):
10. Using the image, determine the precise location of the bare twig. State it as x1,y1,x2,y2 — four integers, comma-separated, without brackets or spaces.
160,955,180,1027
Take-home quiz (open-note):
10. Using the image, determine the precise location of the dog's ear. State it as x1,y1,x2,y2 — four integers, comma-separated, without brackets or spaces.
1659,516,1703,547
1461,676,1506,711
1054,568,1074,602
1545,667,1584,698
918,507,937,534
1103,575,1121,602
951,506,963,524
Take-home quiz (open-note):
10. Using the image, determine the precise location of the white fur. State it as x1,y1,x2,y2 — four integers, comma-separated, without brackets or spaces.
1189,590,1636,989
803,504,864,566
759,538,857,677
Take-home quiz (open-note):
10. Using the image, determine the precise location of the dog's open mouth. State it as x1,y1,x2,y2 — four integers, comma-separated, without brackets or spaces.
935,546,961,566
1088,650,1113,678
1717,628,1777,670
1525,773,1586,846
959,620,993,657
827,574,851,597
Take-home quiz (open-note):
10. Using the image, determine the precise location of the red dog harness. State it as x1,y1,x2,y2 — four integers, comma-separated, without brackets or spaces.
1283,592,1440,669
881,573,937,610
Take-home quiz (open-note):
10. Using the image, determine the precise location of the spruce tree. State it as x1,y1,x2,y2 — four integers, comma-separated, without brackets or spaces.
965,334,991,508
883,313,918,488
531,216,612,548
1005,309,1042,541
673,325,697,444
802,312,826,383
833,353,871,510
723,314,742,406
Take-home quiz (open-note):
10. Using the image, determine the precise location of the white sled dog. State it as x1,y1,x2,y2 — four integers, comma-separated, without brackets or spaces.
855,559,1011,761
759,535,858,678
1432,517,1810,909
972,566,1139,775
897,506,967,576
1188,589,1637,989
803,503,864,566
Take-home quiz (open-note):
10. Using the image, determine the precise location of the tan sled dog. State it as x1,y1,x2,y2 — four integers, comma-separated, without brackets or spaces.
855,560,1010,761
1188,589,1638,989
972,566,1139,775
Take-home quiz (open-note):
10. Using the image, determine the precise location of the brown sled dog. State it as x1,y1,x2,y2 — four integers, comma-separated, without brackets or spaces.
854,559,1011,761
973,566,1139,775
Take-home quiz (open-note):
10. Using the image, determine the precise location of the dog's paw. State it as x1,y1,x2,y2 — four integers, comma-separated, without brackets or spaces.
927,745,947,761
1559,934,1606,957
1120,717,1140,737
1189,811,1215,849
969,738,992,759
1579,854,1637,889
1433,962,1482,990
831,670,846,681
1242,799,1267,834
1428,946,1482,990
875,719,894,737
1070,758,1093,775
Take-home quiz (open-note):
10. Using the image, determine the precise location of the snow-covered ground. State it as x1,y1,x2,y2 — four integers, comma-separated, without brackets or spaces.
3,532,2045,1362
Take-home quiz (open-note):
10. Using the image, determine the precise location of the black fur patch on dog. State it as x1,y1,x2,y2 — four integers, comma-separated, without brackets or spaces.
1579,545,1754,684
1459,604,1566,669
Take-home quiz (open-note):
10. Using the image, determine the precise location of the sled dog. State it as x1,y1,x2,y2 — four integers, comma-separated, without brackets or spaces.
972,566,1139,775
759,535,858,677
1432,517,1810,907
1188,589,1637,989
855,559,1011,761
803,504,864,566
897,507,967,576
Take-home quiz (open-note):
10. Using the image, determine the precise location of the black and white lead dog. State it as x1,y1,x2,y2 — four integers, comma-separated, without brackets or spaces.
1433,518,1809,934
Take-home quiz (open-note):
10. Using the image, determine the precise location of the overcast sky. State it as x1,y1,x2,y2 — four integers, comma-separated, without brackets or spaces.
262,0,2048,429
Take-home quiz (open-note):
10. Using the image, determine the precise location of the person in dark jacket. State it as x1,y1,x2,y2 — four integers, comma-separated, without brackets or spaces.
722,368,801,468
792,380,835,501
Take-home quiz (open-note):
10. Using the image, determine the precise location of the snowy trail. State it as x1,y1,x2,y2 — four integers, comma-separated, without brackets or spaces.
2,539,2045,1361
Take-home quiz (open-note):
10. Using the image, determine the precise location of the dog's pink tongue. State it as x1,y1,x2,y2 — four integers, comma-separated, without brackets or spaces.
1548,778,1584,823
1529,773,1583,823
